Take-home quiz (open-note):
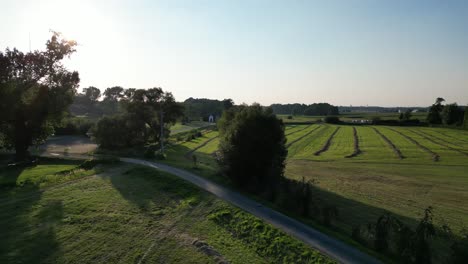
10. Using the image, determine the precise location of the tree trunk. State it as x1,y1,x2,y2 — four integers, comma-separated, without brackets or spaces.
14,115,31,162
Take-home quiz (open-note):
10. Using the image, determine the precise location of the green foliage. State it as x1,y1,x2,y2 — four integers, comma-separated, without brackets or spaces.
54,116,94,135
451,231,468,263
218,104,287,193
183,97,234,121
93,114,146,149
0,32,80,160
442,103,464,125
427,97,445,124
323,116,341,124
271,103,339,116
94,88,183,149
464,107,468,129
82,86,101,102
208,208,333,264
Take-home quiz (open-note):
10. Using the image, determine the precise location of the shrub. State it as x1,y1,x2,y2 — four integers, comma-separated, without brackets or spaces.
323,116,340,124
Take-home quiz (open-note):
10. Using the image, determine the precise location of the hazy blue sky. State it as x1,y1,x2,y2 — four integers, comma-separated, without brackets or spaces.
1,0,468,106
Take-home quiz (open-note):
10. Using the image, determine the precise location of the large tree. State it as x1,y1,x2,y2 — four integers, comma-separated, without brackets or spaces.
217,104,287,193
427,97,445,124
83,86,101,102
0,32,80,160
441,103,464,125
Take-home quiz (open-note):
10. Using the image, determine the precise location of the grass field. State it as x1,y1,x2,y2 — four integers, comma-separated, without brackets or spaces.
284,124,468,239
0,158,331,263
162,124,468,239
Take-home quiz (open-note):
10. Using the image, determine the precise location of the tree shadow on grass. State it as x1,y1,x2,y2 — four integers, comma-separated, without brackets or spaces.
0,159,65,263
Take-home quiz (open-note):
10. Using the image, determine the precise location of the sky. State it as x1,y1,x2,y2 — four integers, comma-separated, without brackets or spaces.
1,0,468,107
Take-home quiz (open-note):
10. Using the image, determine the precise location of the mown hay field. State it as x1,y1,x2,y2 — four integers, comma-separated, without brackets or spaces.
284,124,468,234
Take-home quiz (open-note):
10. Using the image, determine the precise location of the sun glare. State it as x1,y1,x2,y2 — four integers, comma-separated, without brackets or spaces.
27,0,110,47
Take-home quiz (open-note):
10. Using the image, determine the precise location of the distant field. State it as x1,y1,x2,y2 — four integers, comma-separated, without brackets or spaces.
0,158,330,263
284,124,468,238
278,112,428,123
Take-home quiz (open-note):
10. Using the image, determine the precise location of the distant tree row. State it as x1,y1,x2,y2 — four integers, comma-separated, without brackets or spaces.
183,97,234,122
270,103,339,116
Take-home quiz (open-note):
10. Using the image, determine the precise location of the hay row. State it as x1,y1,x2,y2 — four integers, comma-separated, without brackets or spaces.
345,127,361,158
286,125,322,148
435,130,468,144
314,127,341,156
409,129,468,157
387,128,440,162
286,124,313,136
372,127,404,159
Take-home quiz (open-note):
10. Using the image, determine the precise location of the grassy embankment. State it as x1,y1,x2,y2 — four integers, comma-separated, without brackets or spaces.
0,157,332,263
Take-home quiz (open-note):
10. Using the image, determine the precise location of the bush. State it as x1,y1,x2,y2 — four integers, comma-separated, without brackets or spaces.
144,148,155,159
287,115,293,119
93,114,147,149
154,152,166,160
323,116,340,124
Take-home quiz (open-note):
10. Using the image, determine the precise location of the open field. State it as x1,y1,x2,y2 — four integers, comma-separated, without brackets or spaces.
285,125,468,232
158,124,468,262
0,158,331,263
163,125,468,235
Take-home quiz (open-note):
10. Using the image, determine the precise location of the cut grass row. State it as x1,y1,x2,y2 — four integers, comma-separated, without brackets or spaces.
345,127,361,158
286,125,323,148
370,127,404,159
314,127,341,156
408,128,468,157
288,126,332,158
285,124,313,136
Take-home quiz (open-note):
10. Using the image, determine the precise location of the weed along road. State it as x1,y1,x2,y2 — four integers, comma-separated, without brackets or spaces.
120,157,381,264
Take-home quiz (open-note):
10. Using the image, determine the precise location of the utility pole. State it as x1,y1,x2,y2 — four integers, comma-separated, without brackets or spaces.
160,110,164,153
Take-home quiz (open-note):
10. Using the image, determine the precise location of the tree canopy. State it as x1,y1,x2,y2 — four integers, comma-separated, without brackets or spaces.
93,87,183,149
217,104,287,193
0,32,79,160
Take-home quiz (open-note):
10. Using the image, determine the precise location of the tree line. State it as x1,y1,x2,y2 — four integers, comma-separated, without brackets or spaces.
270,103,339,116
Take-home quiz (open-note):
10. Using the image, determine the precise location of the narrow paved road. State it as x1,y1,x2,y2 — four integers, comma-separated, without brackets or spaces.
121,157,381,264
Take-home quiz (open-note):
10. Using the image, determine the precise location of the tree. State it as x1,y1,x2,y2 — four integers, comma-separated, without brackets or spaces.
464,107,468,129
94,87,183,149
222,98,234,110
0,32,79,160
414,206,435,264
83,86,101,102
427,98,444,124
442,103,464,125
217,104,287,194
